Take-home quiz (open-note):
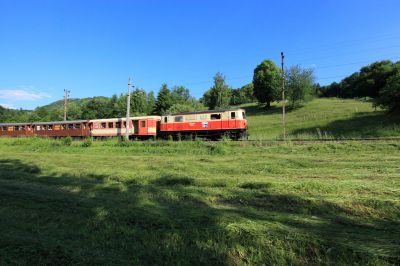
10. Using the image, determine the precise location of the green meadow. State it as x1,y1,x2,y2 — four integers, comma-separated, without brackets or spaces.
0,137,399,265
246,98,400,140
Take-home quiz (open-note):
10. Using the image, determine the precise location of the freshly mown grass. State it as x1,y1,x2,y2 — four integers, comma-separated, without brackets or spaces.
0,138,399,265
245,98,400,140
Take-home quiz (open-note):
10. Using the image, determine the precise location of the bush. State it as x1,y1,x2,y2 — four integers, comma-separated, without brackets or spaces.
82,138,93,147
208,143,226,155
62,136,73,146
374,70,400,112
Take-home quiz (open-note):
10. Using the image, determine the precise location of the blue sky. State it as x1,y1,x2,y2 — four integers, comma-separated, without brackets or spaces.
0,0,399,110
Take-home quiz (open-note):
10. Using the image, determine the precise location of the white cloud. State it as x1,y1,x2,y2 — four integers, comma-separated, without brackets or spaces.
0,103,15,109
0,89,51,101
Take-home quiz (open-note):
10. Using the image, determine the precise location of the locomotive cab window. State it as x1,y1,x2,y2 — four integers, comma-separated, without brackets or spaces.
211,114,221,120
174,116,183,122
230,112,236,119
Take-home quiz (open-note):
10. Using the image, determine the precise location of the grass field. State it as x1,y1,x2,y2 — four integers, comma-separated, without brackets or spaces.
0,137,399,265
246,98,400,140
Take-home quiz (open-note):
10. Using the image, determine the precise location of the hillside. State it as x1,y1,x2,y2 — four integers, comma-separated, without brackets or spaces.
245,98,400,140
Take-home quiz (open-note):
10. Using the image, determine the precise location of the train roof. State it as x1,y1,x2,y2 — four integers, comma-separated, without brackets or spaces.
89,116,161,122
166,108,245,116
0,120,88,126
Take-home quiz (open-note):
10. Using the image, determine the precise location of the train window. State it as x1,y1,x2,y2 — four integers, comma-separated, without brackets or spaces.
43,125,48,130
174,116,183,122
48,125,53,131
116,122,121,128
211,114,221,120
14,126,19,131
231,112,236,119
108,122,114,128
61,124,67,130
164,117,168,123
75,124,81,129
68,124,74,130
123,121,127,128
54,125,60,131
141,121,146,127
242,112,246,119
101,122,106,129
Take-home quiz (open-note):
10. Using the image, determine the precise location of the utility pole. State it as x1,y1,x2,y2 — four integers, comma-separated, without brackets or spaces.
125,78,131,141
281,52,286,140
64,89,70,121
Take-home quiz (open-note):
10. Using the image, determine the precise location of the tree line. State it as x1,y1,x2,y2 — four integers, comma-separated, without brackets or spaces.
1,58,399,123
318,60,400,111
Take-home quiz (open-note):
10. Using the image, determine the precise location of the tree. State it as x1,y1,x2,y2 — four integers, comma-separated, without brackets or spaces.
202,72,232,109
356,60,394,98
147,91,156,114
374,63,400,112
285,65,315,106
230,83,255,105
252,60,281,109
131,88,148,115
170,86,191,104
82,97,111,119
154,84,172,114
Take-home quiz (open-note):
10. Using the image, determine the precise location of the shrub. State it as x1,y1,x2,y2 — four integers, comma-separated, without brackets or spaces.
62,136,73,146
208,143,226,155
82,138,93,147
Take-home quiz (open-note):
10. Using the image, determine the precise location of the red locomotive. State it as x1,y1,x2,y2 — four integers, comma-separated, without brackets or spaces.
0,108,247,140
160,108,247,140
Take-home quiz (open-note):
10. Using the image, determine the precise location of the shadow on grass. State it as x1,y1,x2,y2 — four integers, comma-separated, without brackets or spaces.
291,111,400,138
0,159,398,265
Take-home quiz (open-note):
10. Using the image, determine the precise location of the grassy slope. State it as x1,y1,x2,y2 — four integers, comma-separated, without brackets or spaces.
245,98,400,140
0,138,399,265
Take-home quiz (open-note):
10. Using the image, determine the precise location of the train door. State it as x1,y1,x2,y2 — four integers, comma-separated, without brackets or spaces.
138,119,148,135
229,111,236,128
133,120,139,134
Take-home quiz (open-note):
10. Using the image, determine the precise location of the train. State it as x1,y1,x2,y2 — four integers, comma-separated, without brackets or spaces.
0,108,248,140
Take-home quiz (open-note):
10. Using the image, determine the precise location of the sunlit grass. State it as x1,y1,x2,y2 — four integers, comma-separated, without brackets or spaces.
0,138,399,264
245,98,400,140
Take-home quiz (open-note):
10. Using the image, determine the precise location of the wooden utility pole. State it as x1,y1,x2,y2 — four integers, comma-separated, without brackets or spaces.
125,78,131,141
281,52,286,140
64,89,70,121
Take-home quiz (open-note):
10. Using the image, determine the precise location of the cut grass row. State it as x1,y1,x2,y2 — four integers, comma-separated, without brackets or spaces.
0,138,399,264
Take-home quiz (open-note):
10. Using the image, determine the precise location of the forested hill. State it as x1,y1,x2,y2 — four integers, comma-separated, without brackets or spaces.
0,97,99,123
